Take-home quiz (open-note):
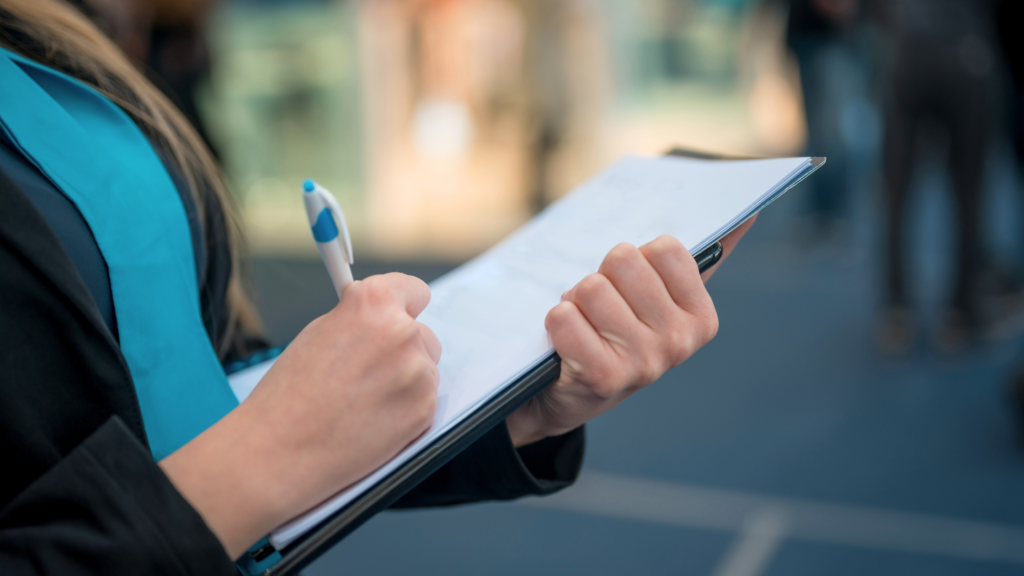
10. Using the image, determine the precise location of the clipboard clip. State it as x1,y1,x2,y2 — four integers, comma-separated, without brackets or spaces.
695,241,723,274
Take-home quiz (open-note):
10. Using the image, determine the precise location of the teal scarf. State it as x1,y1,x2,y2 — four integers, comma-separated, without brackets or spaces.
0,48,238,460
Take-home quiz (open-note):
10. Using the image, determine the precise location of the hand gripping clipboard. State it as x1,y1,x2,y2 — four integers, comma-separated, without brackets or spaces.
239,149,825,575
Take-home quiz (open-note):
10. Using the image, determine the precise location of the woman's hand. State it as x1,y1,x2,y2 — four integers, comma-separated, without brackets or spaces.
505,217,756,447
160,273,441,558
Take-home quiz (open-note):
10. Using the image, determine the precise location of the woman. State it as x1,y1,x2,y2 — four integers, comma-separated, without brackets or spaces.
0,0,751,573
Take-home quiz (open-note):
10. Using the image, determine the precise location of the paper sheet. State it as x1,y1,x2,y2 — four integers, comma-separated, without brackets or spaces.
227,154,813,549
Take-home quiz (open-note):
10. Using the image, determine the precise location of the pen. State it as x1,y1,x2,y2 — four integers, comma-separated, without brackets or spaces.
303,179,354,299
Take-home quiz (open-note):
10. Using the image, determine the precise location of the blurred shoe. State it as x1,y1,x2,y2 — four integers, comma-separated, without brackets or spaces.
933,307,975,355
877,306,914,356
793,214,852,264
1010,368,1024,446
815,215,850,242
979,263,1024,341
982,294,1024,341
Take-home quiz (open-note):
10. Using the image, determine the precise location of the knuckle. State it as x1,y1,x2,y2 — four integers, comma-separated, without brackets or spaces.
352,277,391,308
390,273,430,307
637,362,660,387
419,356,440,386
418,381,437,412
662,327,688,364
575,273,609,301
420,397,437,426
661,310,718,365
647,234,683,257
586,360,623,398
405,350,435,381
634,345,664,385
694,303,720,344
397,356,435,409
396,351,419,383
704,312,720,341
344,280,368,304
411,370,438,426
359,275,382,295
409,275,430,298
379,309,414,341
660,315,703,365
589,380,619,402
605,243,637,267
400,313,422,339
546,301,574,327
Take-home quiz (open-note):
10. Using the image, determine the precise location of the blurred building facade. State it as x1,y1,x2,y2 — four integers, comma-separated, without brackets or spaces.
200,0,807,259
201,0,364,254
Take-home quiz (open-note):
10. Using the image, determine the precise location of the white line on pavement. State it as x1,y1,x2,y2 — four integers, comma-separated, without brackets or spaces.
711,507,789,576
518,471,1024,566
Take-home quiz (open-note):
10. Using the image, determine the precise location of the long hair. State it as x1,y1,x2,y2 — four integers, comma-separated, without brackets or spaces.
0,0,263,359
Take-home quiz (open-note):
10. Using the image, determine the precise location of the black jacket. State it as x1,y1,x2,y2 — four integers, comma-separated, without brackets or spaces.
0,168,584,575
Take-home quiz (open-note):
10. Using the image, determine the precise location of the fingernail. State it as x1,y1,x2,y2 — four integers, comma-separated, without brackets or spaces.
560,291,568,301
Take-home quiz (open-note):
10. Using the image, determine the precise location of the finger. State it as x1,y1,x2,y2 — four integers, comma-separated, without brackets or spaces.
417,323,442,364
563,273,644,349
545,300,608,375
598,243,677,329
378,273,433,317
638,235,711,312
702,215,757,282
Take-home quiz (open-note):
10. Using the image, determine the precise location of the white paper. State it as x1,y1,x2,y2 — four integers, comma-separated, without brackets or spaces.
227,154,812,549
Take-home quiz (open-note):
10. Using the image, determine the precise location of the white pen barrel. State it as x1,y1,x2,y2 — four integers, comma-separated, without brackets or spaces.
317,241,354,298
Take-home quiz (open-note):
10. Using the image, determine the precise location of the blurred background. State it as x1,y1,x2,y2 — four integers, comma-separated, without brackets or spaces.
86,0,1024,573
146,0,812,259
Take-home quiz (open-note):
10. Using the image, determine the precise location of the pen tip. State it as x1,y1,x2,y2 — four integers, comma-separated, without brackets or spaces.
303,179,315,193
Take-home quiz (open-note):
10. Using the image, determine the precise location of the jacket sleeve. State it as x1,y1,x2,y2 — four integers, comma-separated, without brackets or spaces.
393,422,585,509
0,417,237,576
0,168,237,575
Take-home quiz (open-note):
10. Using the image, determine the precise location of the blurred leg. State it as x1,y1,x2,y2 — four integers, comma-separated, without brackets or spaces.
876,65,920,355
811,42,857,220
792,38,835,217
882,78,917,309
944,81,991,321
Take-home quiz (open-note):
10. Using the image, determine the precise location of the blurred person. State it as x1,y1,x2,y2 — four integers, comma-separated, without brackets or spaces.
516,0,607,211
361,0,607,252
406,0,605,206
361,0,533,251
783,0,864,241
408,0,525,156
649,0,689,81
518,0,573,212
875,0,998,355
995,0,1024,440
998,0,1024,179
991,0,1024,311
0,1,753,573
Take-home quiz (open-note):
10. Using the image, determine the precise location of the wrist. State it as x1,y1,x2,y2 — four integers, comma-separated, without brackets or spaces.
159,403,292,559
506,401,568,448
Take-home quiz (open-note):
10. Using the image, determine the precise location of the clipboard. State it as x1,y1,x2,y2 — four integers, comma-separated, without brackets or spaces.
238,149,825,575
